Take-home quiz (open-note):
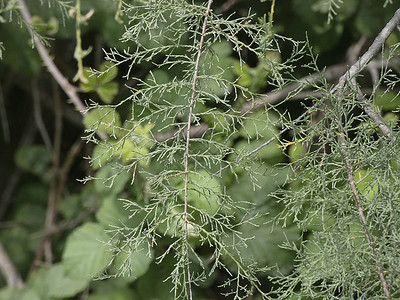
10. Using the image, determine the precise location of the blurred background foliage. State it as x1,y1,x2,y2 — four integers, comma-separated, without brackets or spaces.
0,0,399,299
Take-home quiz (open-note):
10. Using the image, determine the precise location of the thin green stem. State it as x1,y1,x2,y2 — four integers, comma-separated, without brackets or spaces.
74,0,87,83
184,0,213,298
269,0,276,28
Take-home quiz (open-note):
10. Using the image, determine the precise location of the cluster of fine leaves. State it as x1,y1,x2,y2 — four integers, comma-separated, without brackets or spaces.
1,0,400,299
80,0,302,298
269,42,400,298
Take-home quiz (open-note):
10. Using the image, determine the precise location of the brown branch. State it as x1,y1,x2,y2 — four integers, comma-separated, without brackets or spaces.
30,138,83,273
333,8,400,93
241,64,347,114
356,85,394,140
18,0,85,112
0,242,24,288
30,206,97,239
18,0,107,141
32,79,53,151
330,9,400,142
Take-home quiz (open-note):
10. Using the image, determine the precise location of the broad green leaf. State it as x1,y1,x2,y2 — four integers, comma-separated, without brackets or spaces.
144,69,169,85
91,144,113,169
94,164,130,195
306,213,336,231
354,169,379,201
80,67,98,92
239,111,279,140
98,81,119,104
14,145,52,178
199,41,235,97
26,267,55,300
136,260,175,300
0,227,32,272
62,222,113,280
80,62,119,103
109,242,154,281
83,107,121,134
223,222,299,276
173,170,221,216
46,264,89,298
14,203,46,230
31,15,59,35
235,138,283,164
288,140,307,162
98,62,118,83
374,90,400,110
97,196,132,227
0,287,41,300
87,288,136,300
383,112,399,125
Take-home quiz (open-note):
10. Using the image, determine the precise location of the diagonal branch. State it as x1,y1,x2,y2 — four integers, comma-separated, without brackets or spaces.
18,0,85,112
330,9,400,141
0,242,24,288
336,102,391,298
18,0,107,141
333,8,400,90
183,1,214,299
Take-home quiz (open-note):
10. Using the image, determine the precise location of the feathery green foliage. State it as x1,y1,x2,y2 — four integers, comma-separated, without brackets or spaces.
1,0,400,299
81,1,299,298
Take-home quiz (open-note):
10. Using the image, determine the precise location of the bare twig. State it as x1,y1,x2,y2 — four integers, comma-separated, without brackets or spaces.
0,242,24,288
241,64,347,114
18,0,85,112
333,8,400,93
330,9,400,143
30,205,96,239
30,138,83,273
356,85,394,140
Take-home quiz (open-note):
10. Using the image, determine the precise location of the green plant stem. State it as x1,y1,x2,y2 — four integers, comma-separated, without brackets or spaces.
269,0,276,28
184,1,213,298
74,0,87,83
